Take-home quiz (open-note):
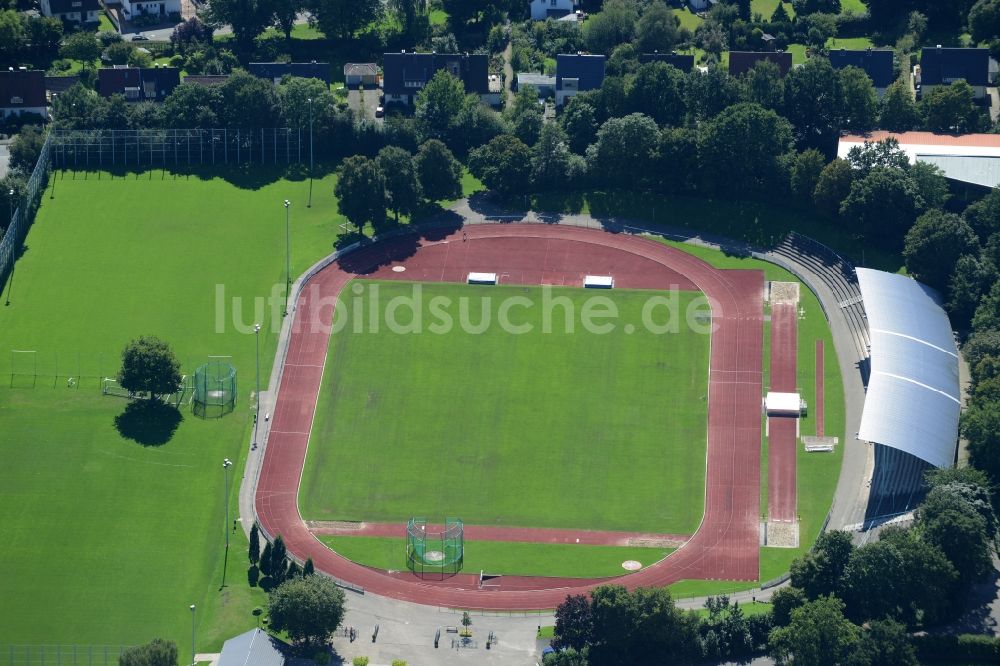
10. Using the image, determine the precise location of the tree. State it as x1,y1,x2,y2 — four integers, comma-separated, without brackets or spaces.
552,594,593,651
840,66,878,132
559,97,598,155
0,10,26,64
962,399,1000,485
922,81,982,133
903,211,979,292
543,648,589,665
376,146,422,221
772,2,791,23
268,575,347,646
909,161,949,210
949,255,997,330
106,41,136,66
206,0,277,51
770,586,807,627
308,0,381,39
532,123,579,191
585,0,639,54
792,0,840,13
468,135,533,197
783,57,843,150
686,66,741,122
303,557,314,576
60,31,101,63
272,0,300,40
451,95,508,157
218,71,280,129
170,17,214,51
25,16,62,63
841,539,908,622
161,84,221,129
335,155,386,228
768,596,860,666
119,640,177,666
259,541,273,577
655,127,699,194
506,86,544,146
878,526,960,626
813,158,853,216
964,186,1000,238
9,126,45,173
626,62,686,126
742,60,785,111
587,113,660,189
636,1,679,54
847,138,910,176
589,585,702,664
879,79,921,132
415,70,467,144
790,149,826,202
270,535,288,581
698,102,793,195
840,168,922,247
789,530,854,599
855,619,918,666
918,483,996,584
118,337,182,400
970,0,1000,43
249,523,260,566
415,139,462,202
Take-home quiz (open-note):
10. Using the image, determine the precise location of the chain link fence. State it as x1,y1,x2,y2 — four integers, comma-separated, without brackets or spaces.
0,130,52,287
0,645,132,666
50,129,305,169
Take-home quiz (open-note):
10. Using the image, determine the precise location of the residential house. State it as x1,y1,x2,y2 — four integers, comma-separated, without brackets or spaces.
728,51,793,78
530,0,574,20
97,66,180,102
382,51,489,106
516,72,556,98
639,52,695,73
555,53,605,107
248,62,332,85
918,46,990,100
0,69,49,119
689,0,718,11
344,63,378,88
218,629,285,666
183,75,230,87
104,0,181,23
40,0,101,24
44,75,80,101
829,48,895,98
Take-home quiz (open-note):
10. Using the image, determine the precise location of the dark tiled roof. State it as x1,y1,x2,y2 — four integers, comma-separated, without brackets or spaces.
97,67,180,101
183,75,230,87
45,75,80,96
920,47,989,87
728,51,792,77
829,49,895,88
639,52,695,73
382,52,489,96
47,0,101,13
247,62,331,84
555,54,606,91
0,69,47,109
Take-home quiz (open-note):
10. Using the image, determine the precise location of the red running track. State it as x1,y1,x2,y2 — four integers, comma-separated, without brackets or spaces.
816,340,825,438
767,303,798,523
255,224,764,609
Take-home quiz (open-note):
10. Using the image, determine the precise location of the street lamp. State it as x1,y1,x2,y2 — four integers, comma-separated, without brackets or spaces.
307,98,314,208
8,188,13,226
253,323,261,450
221,458,233,588
189,604,196,666
283,200,291,316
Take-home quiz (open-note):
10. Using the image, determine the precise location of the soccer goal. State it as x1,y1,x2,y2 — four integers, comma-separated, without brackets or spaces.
10,349,36,388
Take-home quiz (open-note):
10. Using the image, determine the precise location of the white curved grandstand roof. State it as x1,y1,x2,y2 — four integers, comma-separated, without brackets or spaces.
856,268,960,469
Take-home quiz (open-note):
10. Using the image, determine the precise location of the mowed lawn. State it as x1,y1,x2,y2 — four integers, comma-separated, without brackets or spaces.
301,281,711,535
319,536,673,579
0,168,343,647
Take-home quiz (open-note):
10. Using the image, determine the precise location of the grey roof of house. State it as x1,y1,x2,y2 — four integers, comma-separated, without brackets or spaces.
639,52,695,73
218,629,285,666
45,75,80,95
829,48,895,88
344,63,377,77
555,54,606,91
917,154,1000,189
183,75,230,87
920,47,989,87
517,73,556,89
728,51,792,77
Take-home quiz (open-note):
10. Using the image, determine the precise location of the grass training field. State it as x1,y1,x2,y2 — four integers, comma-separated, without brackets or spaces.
300,281,711,535
0,168,347,648
319,536,674,579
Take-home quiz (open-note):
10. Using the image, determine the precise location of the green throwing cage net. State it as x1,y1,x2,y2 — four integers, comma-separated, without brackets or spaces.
192,361,236,417
407,517,464,579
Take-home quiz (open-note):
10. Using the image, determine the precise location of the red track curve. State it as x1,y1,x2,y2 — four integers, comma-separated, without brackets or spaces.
255,224,764,609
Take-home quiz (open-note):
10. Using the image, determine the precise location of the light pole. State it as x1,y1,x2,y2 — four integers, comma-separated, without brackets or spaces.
254,323,261,449
189,604,196,666
307,98,314,208
221,458,233,588
8,188,13,226
283,200,291,316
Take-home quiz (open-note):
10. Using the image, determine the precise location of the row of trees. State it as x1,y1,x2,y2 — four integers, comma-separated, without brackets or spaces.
249,524,315,585
545,469,998,665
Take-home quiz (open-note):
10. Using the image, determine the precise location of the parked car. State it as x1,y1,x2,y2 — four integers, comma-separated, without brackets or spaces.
375,105,384,118
131,34,149,41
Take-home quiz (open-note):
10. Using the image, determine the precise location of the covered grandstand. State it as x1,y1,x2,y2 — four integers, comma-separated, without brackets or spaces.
856,268,961,471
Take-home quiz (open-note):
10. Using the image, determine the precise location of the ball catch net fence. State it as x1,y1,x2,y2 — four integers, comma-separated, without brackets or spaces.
406,517,464,580
192,359,237,418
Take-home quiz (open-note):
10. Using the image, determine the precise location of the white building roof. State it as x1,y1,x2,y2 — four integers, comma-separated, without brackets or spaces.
856,268,960,469
765,391,800,414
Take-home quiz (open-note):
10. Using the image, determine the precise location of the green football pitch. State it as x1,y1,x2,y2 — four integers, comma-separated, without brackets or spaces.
299,281,712,535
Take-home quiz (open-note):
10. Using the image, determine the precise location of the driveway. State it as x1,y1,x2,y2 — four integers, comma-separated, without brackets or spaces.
348,86,381,122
